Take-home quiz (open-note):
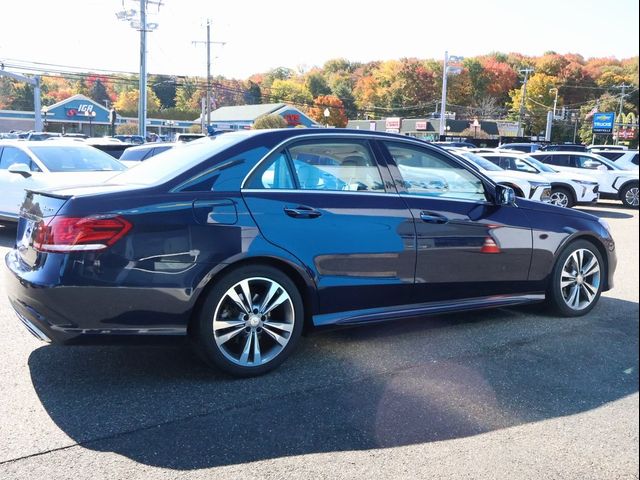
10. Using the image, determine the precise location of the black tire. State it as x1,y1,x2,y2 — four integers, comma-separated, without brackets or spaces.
619,183,639,209
192,264,304,377
546,240,604,317
549,187,574,208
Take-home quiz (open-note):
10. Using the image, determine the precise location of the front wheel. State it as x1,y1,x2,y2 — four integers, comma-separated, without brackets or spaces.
192,265,304,377
546,240,604,317
549,187,574,208
620,183,639,209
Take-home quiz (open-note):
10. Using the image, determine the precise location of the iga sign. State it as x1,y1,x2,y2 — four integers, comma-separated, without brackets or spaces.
592,112,615,134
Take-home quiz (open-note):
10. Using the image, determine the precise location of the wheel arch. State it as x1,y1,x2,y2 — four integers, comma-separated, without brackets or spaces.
188,255,318,336
550,182,577,202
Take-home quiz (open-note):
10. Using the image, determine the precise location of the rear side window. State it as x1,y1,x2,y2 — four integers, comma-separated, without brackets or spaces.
596,151,624,161
632,154,639,166
544,155,570,167
247,152,294,189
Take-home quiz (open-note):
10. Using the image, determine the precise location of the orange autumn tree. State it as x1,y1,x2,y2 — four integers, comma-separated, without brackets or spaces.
308,95,348,127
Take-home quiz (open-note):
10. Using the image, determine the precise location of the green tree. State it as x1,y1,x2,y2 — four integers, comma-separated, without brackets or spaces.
89,79,111,107
509,73,559,135
269,79,313,106
253,114,288,129
175,77,202,111
305,71,331,98
151,75,177,109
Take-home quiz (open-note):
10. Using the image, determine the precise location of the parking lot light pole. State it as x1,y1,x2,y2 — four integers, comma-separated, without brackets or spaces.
439,51,449,140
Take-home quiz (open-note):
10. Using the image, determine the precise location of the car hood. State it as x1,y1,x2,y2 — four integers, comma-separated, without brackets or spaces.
545,171,598,183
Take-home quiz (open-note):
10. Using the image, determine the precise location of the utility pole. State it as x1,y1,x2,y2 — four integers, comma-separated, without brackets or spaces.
438,51,449,139
193,19,225,134
615,83,630,145
517,68,534,137
115,1,162,140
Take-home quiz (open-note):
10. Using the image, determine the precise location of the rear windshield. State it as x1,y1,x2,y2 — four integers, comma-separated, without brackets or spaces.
120,147,153,161
109,134,246,186
30,146,127,172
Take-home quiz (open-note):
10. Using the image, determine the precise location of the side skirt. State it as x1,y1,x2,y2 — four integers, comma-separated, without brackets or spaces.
312,293,545,327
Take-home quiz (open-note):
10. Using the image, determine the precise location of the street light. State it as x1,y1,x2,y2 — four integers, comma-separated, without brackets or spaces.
471,118,481,138
323,108,330,127
42,106,49,132
83,110,96,136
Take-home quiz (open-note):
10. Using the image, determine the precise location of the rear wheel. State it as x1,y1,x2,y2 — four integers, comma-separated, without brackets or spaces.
546,240,604,317
620,183,639,209
549,187,574,208
193,265,303,377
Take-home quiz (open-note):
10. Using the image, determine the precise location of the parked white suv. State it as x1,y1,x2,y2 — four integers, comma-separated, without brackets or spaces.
476,152,599,208
590,150,639,171
530,151,639,208
451,150,552,202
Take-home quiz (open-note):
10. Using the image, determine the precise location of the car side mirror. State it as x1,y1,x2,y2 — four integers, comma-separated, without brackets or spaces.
495,184,516,206
8,163,32,178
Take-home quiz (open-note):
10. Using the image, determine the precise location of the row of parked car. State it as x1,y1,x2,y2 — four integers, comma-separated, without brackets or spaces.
433,143,639,209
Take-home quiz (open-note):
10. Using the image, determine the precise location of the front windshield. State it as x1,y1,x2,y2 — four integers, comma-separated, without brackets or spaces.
522,155,557,173
457,151,504,171
108,133,247,185
30,145,126,172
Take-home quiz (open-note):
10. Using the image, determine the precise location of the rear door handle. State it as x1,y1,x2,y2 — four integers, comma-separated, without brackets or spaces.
420,211,448,224
284,205,322,219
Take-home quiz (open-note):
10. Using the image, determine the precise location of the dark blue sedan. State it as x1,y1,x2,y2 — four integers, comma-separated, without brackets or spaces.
5,129,617,376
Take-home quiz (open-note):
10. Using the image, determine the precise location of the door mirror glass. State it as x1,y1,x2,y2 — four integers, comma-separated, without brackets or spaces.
496,184,516,205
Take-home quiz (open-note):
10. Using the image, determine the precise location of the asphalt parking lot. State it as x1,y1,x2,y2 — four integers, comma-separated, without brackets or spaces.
0,202,637,480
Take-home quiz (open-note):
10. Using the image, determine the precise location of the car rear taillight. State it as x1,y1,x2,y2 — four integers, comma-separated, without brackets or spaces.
33,216,132,253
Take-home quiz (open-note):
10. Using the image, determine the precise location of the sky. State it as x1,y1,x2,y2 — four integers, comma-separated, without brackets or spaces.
1,0,638,80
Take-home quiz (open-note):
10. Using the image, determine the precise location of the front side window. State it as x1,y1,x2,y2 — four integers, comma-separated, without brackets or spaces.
575,155,610,170
544,155,570,167
0,146,33,169
384,142,487,202
288,141,384,192
513,158,538,173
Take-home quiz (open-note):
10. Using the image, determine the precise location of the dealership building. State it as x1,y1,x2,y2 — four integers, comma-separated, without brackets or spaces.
0,94,198,136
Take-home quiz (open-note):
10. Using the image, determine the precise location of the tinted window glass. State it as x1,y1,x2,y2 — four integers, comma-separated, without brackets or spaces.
247,152,294,189
595,151,624,160
120,147,153,161
543,155,570,167
29,146,125,172
385,142,487,202
0,146,35,169
632,154,639,166
575,155,609,170
288,141,384,192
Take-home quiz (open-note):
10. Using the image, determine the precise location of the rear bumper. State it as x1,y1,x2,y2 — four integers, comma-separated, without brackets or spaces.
5,250,191,344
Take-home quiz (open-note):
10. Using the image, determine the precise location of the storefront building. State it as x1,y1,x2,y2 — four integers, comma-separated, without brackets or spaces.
201,103,319,133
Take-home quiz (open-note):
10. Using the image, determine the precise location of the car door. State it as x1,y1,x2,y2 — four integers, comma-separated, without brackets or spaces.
0,146,42,218
570,155,616,193
241,137,417,316
379,140,534,302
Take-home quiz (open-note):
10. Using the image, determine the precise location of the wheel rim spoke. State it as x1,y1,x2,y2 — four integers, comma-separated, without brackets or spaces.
263,321,293,333
582,258,600,278
216,326,245,345
582,283,596,303
262,291,290,316
239,332,252,364
239,280,254,311
259,282,281,313
226,288,251,315
262,325,288,346
214,319,245,331
252,330,262,364
568,284,581,309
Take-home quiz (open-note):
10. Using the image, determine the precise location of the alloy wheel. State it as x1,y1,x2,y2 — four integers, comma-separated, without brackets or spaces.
625,186,639,207
549,190,570,207
213,277,295,367
560,248,601,311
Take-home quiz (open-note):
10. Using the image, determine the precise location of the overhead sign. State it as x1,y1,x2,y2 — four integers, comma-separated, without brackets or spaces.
415,121,428,130
592,112,615,134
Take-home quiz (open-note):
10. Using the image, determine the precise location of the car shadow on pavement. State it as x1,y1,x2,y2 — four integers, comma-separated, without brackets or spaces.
27,296,638,470
576,207,635,219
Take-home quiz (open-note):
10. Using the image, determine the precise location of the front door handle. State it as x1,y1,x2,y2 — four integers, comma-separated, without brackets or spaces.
420,211,448,224
284,205,322,219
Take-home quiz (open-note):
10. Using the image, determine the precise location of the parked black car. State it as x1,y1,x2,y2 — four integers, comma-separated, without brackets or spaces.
5,129,616,376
